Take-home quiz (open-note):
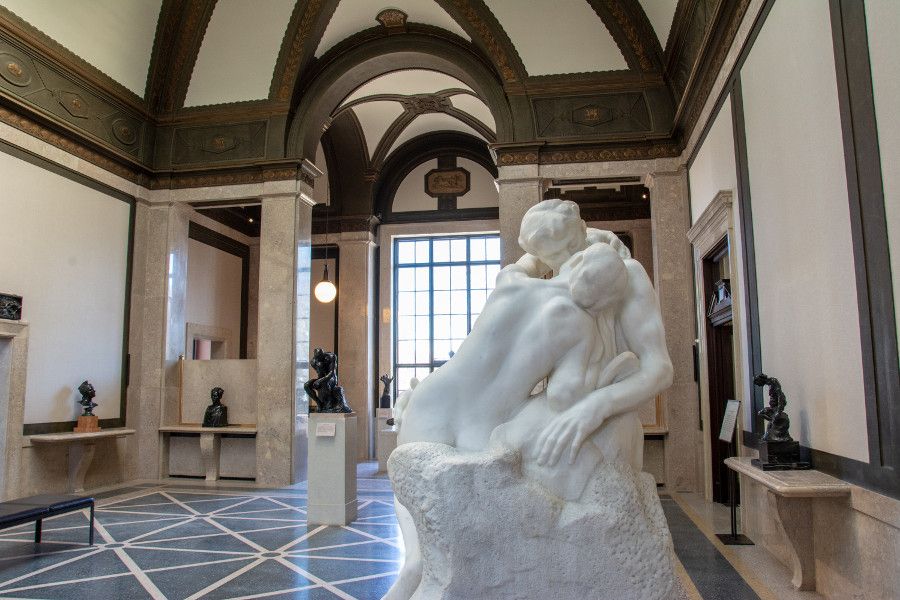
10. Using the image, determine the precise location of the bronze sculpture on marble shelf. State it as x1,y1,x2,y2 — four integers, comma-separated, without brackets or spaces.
754,373,791,442
379,374,394,409
76,381,97,417
305,348,352,413
202,387,229,427
752,373,809,470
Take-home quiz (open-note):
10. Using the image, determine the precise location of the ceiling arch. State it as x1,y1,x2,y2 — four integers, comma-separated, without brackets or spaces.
286,32,514,160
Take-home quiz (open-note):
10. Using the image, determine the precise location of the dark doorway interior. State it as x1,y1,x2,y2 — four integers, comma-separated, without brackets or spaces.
703,237,737,504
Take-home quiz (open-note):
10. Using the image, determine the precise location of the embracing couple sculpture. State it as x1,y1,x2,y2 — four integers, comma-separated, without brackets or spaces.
387,199,676,600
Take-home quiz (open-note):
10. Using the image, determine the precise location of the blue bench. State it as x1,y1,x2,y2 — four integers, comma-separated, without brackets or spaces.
0,494,94,545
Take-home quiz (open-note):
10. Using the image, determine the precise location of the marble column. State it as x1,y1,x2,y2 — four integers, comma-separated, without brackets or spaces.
256,170,317,487
126,201,191,480
496,164,546,266
647,168,702,492
336,231,377,460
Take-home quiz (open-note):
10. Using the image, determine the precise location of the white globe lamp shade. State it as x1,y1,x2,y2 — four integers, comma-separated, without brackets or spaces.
314,279,337,303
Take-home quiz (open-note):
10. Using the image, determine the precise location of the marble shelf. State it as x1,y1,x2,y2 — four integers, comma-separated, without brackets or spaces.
725,456,851,591
158,425,257,434
159,425,257,481
28,428,136,444
28,428,135,493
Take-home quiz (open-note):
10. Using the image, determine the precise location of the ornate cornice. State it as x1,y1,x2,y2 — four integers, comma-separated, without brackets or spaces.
0,104,145,183
150,164,301,190
494,140,679,166
0,7,147,115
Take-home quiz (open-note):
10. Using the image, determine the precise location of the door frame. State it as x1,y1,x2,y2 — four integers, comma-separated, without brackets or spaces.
687,190,748,502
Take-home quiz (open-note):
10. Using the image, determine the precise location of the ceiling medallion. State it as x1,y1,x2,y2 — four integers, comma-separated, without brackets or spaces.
376,8,408,31
111,117,138,146
0,53,31,87
401,94,452,114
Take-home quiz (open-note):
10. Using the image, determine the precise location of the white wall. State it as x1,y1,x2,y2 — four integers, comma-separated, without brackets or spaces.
186,238,242,358
393,159,439,212
0,151,130,424
457,158,500,209
741,0,868,461
689,98,737,224
866,0,900,359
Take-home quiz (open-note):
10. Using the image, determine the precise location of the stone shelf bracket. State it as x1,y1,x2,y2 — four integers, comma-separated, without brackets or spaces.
725,456,851,591
28,428,136,493
159,426,257,482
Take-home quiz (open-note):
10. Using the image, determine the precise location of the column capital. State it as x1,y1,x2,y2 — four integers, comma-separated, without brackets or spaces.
645,166,688,190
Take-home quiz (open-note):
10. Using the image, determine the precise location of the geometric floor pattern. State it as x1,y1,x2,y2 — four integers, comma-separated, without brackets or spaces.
0,476,400,600
0,468,782,600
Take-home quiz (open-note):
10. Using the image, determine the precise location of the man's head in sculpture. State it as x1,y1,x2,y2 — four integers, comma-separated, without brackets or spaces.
78,380,95,400
211,387,224,404
567,243,628,314
519,199,587,271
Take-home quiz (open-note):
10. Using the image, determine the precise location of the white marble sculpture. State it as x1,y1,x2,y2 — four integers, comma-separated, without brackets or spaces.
386,199,678,600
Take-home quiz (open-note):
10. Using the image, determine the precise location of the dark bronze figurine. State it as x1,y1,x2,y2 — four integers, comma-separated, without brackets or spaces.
752,373,808,470
379,374,394,409
202,387,229,427
76,381,97,416
305,348,352,413
754,373,791,442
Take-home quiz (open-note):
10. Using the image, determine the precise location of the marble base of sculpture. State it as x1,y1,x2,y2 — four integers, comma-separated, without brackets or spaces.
388,442,679,600
73,416,100,433
307,412,357,525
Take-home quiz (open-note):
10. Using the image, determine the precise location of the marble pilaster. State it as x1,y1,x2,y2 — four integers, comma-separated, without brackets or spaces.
496,164,546,266
255,167,317,487
336,232,377,460
647,169,702,493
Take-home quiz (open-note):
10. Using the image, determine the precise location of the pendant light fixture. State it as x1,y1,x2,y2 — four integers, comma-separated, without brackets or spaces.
314,198,337,303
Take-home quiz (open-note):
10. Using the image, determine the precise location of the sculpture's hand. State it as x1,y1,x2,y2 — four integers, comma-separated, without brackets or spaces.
533,403,597,467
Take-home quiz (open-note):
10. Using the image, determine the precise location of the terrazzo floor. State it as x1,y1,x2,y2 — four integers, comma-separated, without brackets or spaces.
0,465,812,599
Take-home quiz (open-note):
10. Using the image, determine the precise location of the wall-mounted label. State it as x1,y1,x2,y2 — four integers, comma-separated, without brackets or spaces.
315,422,336,437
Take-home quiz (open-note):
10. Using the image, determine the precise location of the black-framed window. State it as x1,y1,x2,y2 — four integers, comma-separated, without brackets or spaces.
393,234,501,396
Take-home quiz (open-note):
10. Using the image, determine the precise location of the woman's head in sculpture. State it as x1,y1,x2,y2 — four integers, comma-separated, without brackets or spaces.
211,387,224,403
519,199,587,270
567,243,628,313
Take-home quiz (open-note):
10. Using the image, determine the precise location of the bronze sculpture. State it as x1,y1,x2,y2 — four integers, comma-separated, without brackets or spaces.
202,387,229,427
305,348,352,413
379,374,394,409
76,381,97,417
752,373,808,470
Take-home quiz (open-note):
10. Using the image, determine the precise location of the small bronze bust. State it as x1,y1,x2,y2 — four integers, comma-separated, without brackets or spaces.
77,380,97,416
202,387,229,427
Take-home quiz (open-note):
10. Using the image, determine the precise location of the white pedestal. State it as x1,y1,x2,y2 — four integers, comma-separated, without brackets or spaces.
376,408,397,473
307,412,357,525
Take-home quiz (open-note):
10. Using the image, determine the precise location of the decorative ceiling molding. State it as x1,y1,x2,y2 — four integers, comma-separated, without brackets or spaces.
150,0,218,113
585,0,665,73
0,7,147,115
492,139,680,165
673,0,751,142
433,0,526,85
0,104,146,184
334,88,496,169
270,0,339,103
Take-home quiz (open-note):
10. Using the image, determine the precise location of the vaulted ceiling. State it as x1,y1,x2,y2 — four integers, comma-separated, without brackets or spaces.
0,0,748,187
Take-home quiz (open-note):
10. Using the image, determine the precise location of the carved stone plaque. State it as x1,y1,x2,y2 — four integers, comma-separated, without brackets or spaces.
425,167,470,197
